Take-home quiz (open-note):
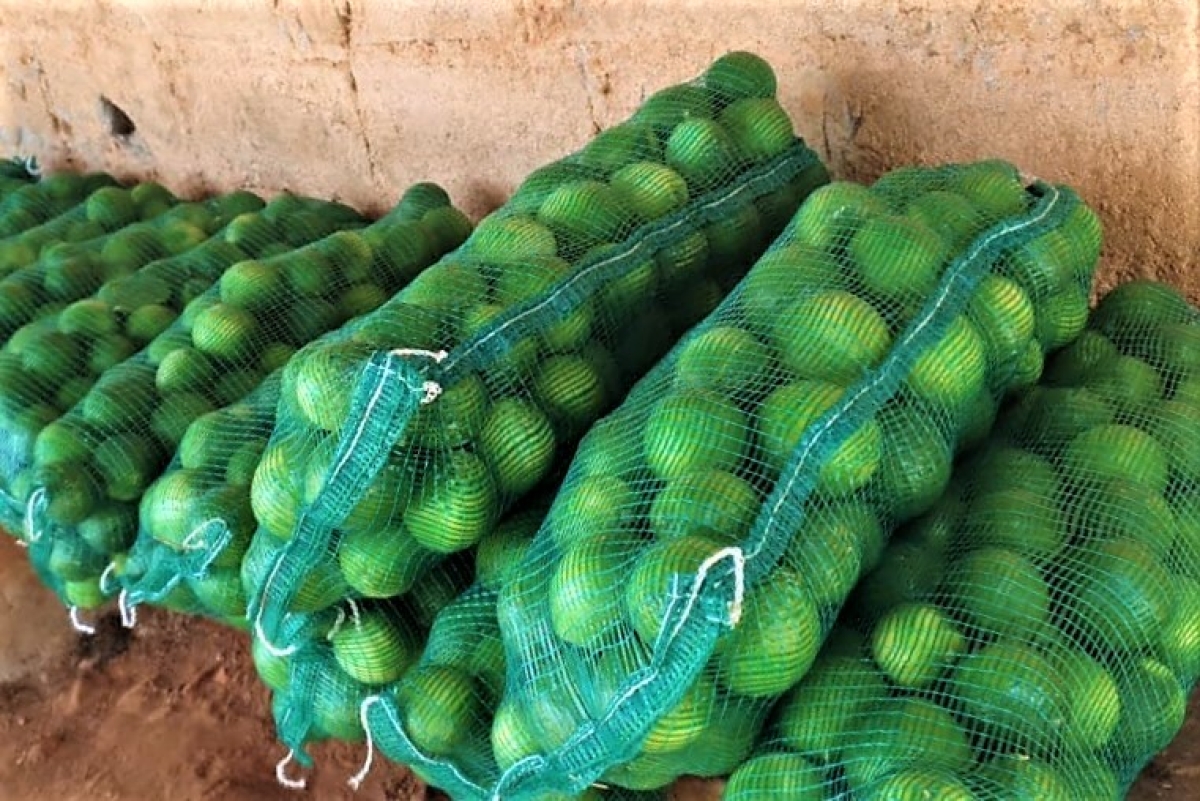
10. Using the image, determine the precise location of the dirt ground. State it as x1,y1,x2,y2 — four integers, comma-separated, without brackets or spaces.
0,536,1197,801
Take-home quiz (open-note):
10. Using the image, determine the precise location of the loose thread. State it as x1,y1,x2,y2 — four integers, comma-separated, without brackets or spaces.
275,749,307,790
347,696,381,790
69,606,96,635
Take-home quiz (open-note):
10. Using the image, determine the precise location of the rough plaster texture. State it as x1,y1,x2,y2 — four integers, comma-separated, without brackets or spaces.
0,0,1198,297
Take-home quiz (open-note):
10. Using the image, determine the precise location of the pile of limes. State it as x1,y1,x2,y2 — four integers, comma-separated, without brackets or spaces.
0,171,119,251
19,185,468,612
249,51,828,657
727,280,1198,800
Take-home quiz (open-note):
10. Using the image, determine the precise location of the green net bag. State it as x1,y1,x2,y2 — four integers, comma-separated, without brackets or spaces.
451,161,1103,799
17,185,468,623
248,52,829,659
0,171,119,244
115,185,473,625
726,280,1199,800
1,190,342,535
0,157,38,201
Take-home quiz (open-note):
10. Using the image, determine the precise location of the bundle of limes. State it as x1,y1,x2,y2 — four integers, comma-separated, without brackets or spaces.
247,52,829,662
19,185,468,613
0,171,119,249
728,280,1198,800
478,159,1100,799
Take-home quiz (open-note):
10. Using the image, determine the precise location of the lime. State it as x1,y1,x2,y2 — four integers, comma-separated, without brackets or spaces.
62,577,107,609
704,51,777,101
849,214,949,303
1064,423,1169,494
478,399,556,497
1110,657,1188,759
626,533,727,647
398,664,481,756
870,601,966,689
219,259,284,312
907,317,987,416
704,199,763,266
666,278,725,334
547,472,636,549
248,442,300,539
609,161,689,221
876,403,952,522
1157,576,1200,683
374,220,438,284
787,499,881,607
140,469,206,547
576,122,660,176
861,770,974,801
906,190,985,249
758,164,829,234
331,608,417,685
155,347,217,394
337,522,437,598
476,509,539,591
93,433,159,502
85,187,138,229
758,379,883,493
738,243,842,325
47,536,107,582
77,503,138,554
724,752,824,801
665,118,740,194
404,451,498,554
674,325,772,394
1043,329,1119,387
593,250,658,322
967,274,1036,366
634,85,713,137
59,299,118,336
1068,479,1176,558
947,546,1051,636
1084,354,1162,418
1042,643,1122,752
21,331,82,382
655,230,710,290
650,468,758,545
1013,386,1112,450
776,652,886,763
773,289,891,384
668,701,762,779
151,392,215,446
948,160,1027,218
644,388,747,480
641,678,715,755
537,179,630,247
469,215,557,264
187,569,248,618
968,486,1065,560
720,98,794,162
491,699,540,771
308,659,367,742
1149,321,1200,380
191,302,258,361
402,373,490,450
36,461,102,525
789,181,888,251
841,697,971,793
852,538,946,622
1062,537,1173,653
1091,279,1192,340
550,532,643,647
951,637,1066,750
1038,284,1092,349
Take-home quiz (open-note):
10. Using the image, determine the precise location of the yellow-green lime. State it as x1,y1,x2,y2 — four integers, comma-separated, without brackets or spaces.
404,451,498,554
785,500,880,607
1111,657,1188,759
948,546,1052,636
1064,423,1169,494
720,97,795,162
665,118,740,194
738,242,842,325
1062,537,1173,653
788,182,887,251
479,398,557,497
907,317,987,417
949,160,1027,219
1043,329,1119,387
773,289,892,384
549,531,642,647
849,214,949,303
626,533,727,647
650,468,757,544
870,601,966,689
969,486,1065,560
841,697,971,793
876,403,952,521
640,677,715,755
723,752,824,801
643,388,747,480
967,273,1037,366
776,652,887,763
951,637,1066,748
397,664,481,756
609,161,689,221
860,769,974,801
1157,576,1200,683
547,472,637,548
1043,642,1122,752
704,51,777,101
331,608,417,685
906,189,985,249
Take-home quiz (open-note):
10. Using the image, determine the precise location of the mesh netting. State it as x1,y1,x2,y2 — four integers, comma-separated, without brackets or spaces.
0,157,38,202
727,280,1199,800
383,161,1107,799
0,171,119,245
16,185,467,617
115,186,473,624
246,52,829,671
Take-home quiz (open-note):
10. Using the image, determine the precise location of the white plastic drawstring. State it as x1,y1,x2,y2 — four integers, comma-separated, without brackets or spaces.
22,155,41,176
23,488,46,543
389,348,447,404
275,748,307,790
118,589,137,629
69,606,96,635
691,546,747,627
255,618,299,658
325,599,360,642
347,696,382,790
98,562,118,595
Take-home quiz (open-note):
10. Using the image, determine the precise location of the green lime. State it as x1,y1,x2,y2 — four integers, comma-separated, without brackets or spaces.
337,522,437,598
309,659,367,742
476,509,539,591
397,664,481,756
788,499,881,606
1035,285,1091,350
665,118,740,194
35,461,102,525
841,697,971,793
773,289,892,384
85,187,138,228
852,539,946,622
704,199,763,266
776,652,886,763
720,97,794,162
724,752,824,801
861,770,974,801
906,189,985,249
537,179,630,247
404,451,498,553
1110,657,1188,759
550,531,643,646
533,353,607,439
219,259,284,312
187,569,248,618
93,433,159,502
951,637,1066,748
1091,280,1192,341
58,299,118,336
1157,575,1200,683
972,755,1073,801
789,181,888,251
641,678,715,755
331,608,418,685
674,325,772,394
738,243,842,325
402,373,490,449
967,486,1065,560
1149,321,1200,380
1064,423,1169,494
876,403,952,522
626,533,727,647
479,398,557,497
720,567,823,697
704,51,777,101
758,379,883,493
650,468,758,545
870,601,966,689
644,388,747,480
77,503,138,554
469,215,557,264
1043,642,1122,752
547,472,637,549
594,248,658,319
967,274,1036,366
1068,479,1176,558
907,317,987,417
576,122,660,176
1043,329,1119,387
655,230,710,290
151,392,215,446
949,160,1027,219
1012,386,1112,449
849,214,949,303
1062,537,1173,653
248,442,300,538
155,347,217,394
491,699,540,771
633,84,713,137
140,468,207,547
191,302,258,361
947,546,1051,636
609,161,689,221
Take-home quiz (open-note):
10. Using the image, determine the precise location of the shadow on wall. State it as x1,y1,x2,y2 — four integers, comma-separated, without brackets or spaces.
0,0,1196,292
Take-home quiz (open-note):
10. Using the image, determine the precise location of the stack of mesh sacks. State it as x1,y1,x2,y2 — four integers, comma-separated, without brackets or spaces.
15,185,467,617
324,160,1096,799
241,52,829,773
0,170,120,253
728,280,1200,800
114,184,472,627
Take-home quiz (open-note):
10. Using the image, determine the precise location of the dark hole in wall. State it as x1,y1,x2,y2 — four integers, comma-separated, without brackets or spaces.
99,96,136,138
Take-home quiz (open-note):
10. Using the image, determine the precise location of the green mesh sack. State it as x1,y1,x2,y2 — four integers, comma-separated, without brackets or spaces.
254,497,549,782
443,161,1104,799
0,171,119,245
17,185,468,622
0,157,37,201
248,52,829,659
726,280,1199,800
1,190,313,535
